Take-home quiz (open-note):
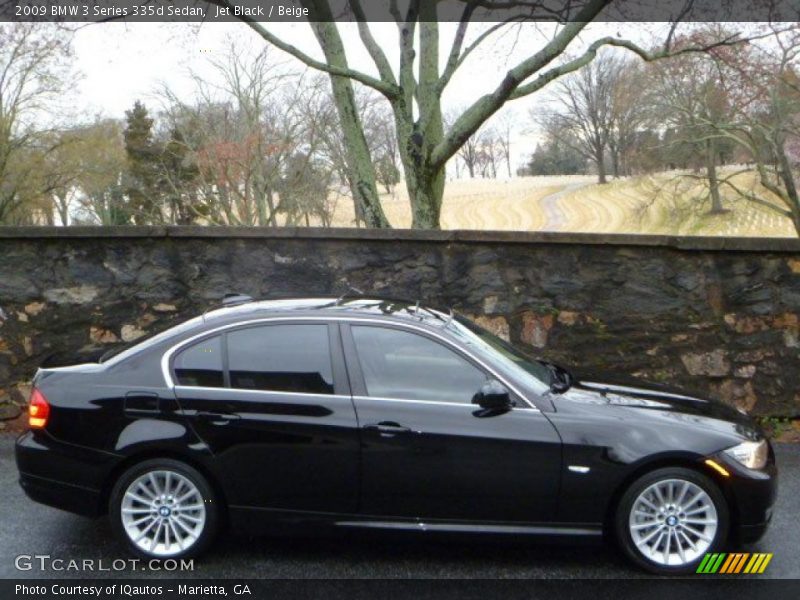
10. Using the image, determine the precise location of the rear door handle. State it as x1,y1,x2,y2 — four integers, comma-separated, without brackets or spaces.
364,421,413,437
197,411,241,423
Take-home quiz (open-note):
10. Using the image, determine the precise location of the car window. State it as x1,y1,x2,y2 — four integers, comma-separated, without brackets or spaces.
445,315,551,395
227,324,334,395
351,326,487,404
173,335,224,388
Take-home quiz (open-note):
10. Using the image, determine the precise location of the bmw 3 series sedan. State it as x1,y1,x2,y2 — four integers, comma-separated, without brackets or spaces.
16,296,776,574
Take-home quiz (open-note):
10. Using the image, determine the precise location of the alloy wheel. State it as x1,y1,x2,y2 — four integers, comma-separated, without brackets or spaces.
628,478,718,567
120,469,207,557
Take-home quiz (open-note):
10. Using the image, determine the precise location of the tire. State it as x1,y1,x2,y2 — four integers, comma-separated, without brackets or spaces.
615,466,729,575
109,458,219,560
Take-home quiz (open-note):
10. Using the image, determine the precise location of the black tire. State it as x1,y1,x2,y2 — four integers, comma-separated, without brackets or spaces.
109,458,219,560
614,466,729,575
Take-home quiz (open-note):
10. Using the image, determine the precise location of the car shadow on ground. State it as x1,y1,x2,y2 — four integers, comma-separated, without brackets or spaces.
74,516,642,579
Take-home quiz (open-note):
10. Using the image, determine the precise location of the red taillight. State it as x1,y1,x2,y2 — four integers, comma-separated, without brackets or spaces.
29,388,50,429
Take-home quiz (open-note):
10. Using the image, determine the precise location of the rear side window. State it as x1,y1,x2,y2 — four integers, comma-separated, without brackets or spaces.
173,335,224,388
227,324,334,395
350,326,487,403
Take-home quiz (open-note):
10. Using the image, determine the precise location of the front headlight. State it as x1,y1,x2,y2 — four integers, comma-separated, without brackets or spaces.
723,439,768,470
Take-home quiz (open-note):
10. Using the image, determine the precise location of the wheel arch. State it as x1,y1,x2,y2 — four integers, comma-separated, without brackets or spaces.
602,454,736,539
100,448,229,526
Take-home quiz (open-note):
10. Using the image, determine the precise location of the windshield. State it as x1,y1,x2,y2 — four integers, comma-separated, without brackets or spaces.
445,315,552,395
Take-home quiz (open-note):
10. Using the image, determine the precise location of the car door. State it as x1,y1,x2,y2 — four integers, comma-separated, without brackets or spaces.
170,321,359,514
341,322,562,523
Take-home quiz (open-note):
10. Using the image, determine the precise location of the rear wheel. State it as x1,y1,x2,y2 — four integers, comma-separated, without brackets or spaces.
615,467,729,574
109,458,218,559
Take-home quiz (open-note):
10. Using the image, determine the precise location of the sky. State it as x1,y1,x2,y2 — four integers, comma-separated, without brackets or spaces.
68,20,665,171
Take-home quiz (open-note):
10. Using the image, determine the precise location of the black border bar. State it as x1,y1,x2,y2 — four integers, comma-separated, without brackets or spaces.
2,0,799,23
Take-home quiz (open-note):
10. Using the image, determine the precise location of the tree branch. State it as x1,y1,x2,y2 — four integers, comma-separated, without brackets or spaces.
719,176,793,218
218,0,399,99
509,33,744,100
430,0,608,168
351,0,398,87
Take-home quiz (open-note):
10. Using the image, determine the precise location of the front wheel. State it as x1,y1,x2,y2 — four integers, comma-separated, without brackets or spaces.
615,466,729,574
109,458,219,559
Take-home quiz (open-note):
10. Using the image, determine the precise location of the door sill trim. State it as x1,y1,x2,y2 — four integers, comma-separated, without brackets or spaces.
334,520,602,536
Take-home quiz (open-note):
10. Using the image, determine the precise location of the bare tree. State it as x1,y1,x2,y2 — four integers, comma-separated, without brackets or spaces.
220,0,744,228
645,39,737,213
537,52,624,184
607,59,649,178
477,126,502,178
0,24,73,224
707,25,800,235
159,42,304,226
494,109,516,178
457,129,481,178
71,119,130,225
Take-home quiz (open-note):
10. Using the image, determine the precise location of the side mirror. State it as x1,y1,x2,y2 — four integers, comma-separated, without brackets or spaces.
472,379,513,410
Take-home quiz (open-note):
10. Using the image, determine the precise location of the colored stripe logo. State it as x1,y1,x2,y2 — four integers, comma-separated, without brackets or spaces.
696,553,773,574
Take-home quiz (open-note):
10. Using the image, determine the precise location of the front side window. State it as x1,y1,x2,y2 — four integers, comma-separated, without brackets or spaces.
351,326,487,404
227,324,334,395
445,316,551,395
173,335,224,388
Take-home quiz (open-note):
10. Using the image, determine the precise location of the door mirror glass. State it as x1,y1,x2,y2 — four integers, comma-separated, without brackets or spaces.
472,379,513,410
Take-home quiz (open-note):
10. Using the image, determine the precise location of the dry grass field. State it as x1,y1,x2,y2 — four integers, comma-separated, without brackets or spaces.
329,175,593,230
553,170,796,237
324,170,796,237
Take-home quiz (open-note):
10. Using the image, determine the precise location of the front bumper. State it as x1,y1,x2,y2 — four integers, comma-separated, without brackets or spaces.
15,430,116,517
711,449,778,544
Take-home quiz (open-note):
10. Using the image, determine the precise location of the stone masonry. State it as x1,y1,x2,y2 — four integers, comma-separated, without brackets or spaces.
0,227,798,416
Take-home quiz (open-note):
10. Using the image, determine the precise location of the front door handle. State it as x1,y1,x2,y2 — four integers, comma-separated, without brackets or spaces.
364,421,413,437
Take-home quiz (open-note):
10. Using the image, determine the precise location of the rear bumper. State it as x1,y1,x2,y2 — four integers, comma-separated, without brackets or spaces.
15,430,115,517
19,472,103,517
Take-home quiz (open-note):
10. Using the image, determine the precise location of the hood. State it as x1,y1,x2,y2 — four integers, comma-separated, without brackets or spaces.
567,372,756,431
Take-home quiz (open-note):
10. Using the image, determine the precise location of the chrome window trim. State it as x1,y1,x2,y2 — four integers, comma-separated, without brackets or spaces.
172,384,351,402
351,395,539,411
161,316,538,411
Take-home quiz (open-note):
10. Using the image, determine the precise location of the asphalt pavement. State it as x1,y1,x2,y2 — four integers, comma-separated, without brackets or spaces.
1,436,797,579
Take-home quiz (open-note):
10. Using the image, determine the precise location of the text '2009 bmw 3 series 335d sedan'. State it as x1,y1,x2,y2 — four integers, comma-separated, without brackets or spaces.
16,296,777,574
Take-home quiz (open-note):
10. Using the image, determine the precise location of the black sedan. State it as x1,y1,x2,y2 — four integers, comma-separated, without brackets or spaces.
15,296,776,574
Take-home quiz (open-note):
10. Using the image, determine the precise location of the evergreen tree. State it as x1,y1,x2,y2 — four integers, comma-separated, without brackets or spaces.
162,128,200,224
526,139,586,176
124,101,163,224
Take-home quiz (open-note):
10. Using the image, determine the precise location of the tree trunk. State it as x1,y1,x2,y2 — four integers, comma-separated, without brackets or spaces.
55,192,69,226
409,167,445,229
266,189,278,226
596,148,607,184
611,148,620,179
775,143,800,236
307,13,390,228
706,139,724,213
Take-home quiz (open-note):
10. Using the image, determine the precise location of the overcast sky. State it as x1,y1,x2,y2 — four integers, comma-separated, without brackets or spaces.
69,20,667,171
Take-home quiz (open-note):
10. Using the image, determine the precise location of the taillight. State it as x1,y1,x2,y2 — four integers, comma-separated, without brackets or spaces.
29,388,50,429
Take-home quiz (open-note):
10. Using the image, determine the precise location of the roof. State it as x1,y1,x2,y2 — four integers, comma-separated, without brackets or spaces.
201,296,452,327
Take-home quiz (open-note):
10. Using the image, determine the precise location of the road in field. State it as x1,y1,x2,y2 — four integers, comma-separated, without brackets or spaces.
538,182,592,231
1,436,797,579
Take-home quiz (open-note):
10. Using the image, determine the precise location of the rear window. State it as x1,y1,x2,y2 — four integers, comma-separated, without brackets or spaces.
173,335,224,388
101,315,204,365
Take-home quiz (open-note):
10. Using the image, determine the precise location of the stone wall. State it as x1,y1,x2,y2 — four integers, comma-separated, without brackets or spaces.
0,227,798,416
